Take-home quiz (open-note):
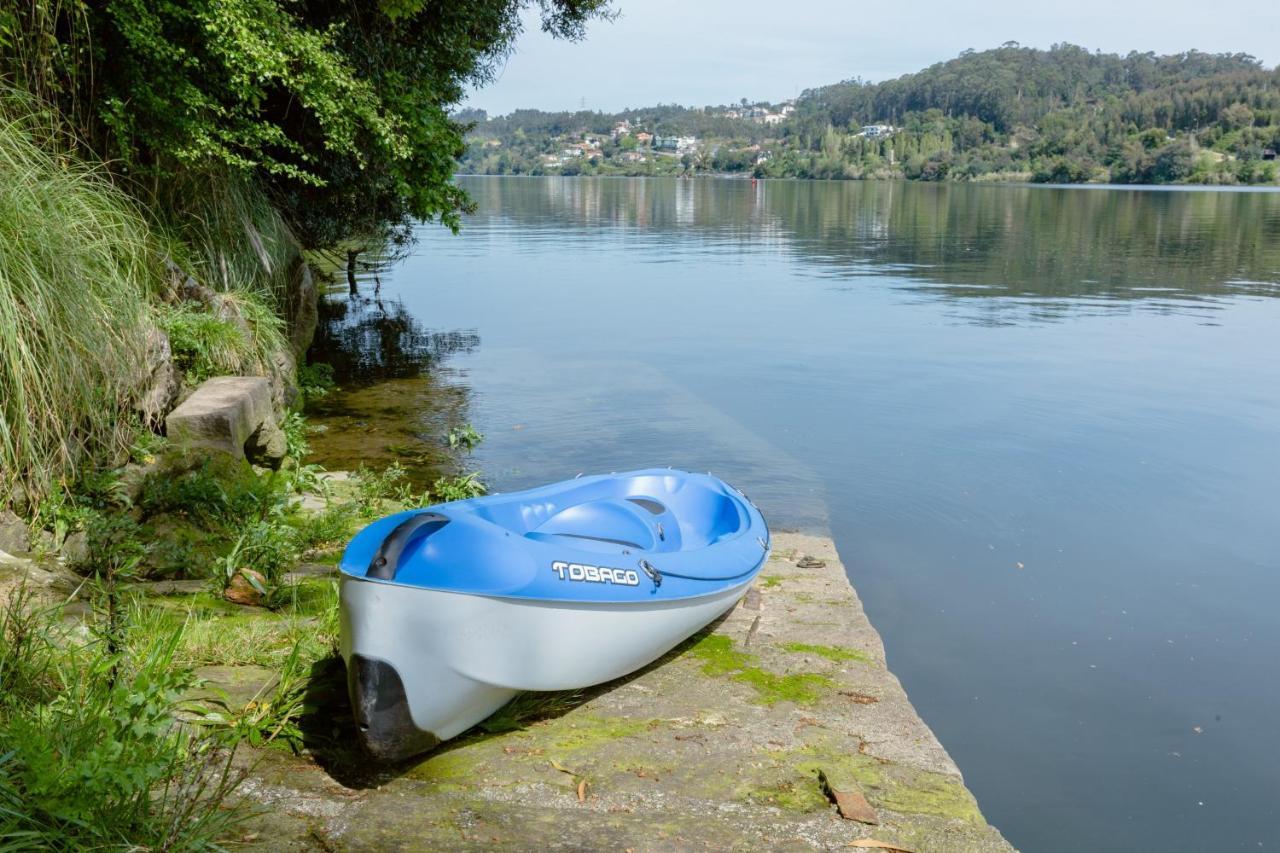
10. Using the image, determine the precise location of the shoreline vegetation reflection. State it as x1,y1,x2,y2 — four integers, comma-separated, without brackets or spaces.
459,176,1280,315
307,294,480,484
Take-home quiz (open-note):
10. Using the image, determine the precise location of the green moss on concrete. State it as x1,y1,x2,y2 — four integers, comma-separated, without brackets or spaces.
788,745,985,825
688,634,835,706
793,752,885,791
760,574,784,588
610,759,673,778
430,782,469,793
688,634,753,675
479,689,586,734
737,747,876,815
734,669,835,706
877,769,985,823
739,778,830,813
780,642,873,665
522,713,657,754
408,747,489,785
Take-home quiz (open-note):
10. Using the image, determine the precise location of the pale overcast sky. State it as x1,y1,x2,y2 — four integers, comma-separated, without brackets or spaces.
463,0,1280,115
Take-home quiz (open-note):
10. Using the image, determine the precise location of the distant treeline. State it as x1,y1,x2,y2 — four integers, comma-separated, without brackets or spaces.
459,43,1280,185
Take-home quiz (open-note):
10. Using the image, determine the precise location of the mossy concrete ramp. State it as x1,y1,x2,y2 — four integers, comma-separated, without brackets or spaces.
240,532,1012,851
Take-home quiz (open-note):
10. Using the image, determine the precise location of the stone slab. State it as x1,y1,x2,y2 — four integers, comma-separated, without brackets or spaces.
166,376,282,465
232,532,1013,851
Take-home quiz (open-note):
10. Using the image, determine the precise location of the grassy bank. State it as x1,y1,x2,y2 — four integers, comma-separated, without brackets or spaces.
0,584,246,847
0,102,158,502
0,93,306,507
0,400,489,843
0,90,416,844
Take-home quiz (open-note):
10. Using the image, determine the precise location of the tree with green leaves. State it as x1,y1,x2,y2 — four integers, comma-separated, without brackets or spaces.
0,0,613,247
458,44,1280,186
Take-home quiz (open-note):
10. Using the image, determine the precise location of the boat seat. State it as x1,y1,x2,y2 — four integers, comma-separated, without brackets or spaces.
525,496,679,554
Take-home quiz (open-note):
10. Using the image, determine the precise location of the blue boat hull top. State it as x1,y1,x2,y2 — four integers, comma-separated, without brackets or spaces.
339,468,770,760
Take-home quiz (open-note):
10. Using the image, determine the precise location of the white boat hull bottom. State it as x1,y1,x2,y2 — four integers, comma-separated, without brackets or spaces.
339,577,750,760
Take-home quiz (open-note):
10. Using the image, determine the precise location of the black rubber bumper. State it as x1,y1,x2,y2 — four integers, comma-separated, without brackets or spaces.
346,654,440,762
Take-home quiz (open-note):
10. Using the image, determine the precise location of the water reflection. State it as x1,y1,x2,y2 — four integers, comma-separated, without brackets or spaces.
462,177,1280,319
307,295,480,485
314,177,1280,852
314,296,479,382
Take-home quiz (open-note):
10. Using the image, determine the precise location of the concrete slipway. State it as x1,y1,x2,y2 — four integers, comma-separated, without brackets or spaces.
235,531,1014,851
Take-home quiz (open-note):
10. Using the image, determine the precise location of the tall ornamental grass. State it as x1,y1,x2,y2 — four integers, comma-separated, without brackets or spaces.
154,169,298,384
0,97,158,503
158,168,303,305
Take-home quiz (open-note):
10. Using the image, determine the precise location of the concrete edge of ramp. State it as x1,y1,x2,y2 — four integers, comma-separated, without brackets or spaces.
236,530,1015,852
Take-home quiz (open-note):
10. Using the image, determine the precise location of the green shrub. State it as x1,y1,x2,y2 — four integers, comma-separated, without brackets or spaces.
430,471,486,503
140,463,228,526
30,487,95,550
238,520,299,584
129,426,169,465
81,512,146,575
446,423,483,453
156,302,249,383
29,467,138,554
0,597,244,847
292,505,355,552
145,534,211,580
0,584,60,704
297,361,336,401
431,422,487,503
0,94,160,504
157,168,303,307
197,642,308,750
354,462,411,514
156,285,288,387
281,411,310,461
75,467,133,511
139,454,272,529
220,287,289,376
212,519,300,604
284,461,326,497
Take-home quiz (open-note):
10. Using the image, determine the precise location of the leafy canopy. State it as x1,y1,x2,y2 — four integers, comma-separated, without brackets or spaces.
1,0,612,246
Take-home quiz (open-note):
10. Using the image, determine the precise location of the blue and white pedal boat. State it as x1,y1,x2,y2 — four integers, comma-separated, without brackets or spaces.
339,468,769,761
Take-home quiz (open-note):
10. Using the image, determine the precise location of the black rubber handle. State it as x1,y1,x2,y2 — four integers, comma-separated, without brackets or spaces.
367,512,449,580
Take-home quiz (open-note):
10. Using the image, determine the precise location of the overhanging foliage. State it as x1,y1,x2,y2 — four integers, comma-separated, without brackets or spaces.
0,0,612,246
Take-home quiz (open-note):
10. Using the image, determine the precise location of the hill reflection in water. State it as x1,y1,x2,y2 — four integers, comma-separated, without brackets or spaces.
462,176,1280,323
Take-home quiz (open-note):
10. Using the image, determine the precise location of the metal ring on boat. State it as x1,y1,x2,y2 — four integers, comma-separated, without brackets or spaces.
638,559,662,589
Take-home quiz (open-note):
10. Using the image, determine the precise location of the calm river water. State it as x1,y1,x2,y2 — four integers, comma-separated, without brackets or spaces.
311,177,1280,851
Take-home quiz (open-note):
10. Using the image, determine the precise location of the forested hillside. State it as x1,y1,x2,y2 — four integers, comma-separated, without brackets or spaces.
460,43,1280,184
